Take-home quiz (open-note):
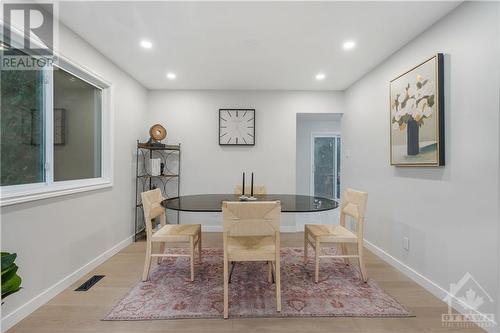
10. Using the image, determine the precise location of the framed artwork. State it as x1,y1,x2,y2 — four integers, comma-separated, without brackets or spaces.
390,53,444,166
219,109,255,146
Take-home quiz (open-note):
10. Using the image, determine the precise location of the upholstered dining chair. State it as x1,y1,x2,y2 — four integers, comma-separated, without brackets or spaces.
234,185,267,195
222,201,281,319
141,189,202,282
304,188,368,283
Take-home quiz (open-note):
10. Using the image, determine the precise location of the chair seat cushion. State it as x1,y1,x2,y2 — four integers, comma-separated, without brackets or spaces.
305,224,357,243
151,224,201,242
227,236,276,261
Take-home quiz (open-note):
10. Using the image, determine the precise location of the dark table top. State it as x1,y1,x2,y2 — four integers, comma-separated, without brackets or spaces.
162,194,338,213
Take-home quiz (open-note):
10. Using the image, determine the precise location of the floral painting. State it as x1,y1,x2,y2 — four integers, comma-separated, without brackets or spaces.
390,54,444,166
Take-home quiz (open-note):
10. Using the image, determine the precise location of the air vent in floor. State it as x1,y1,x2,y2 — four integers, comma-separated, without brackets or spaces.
75,275,105,291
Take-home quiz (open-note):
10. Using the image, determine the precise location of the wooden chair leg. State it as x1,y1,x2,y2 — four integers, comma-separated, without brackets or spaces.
190,236,195,281
223,256,229,318
357,241,368,282
275,256,281,312
340,243,349,266
142,240,152,282
158,242,165,264
198,232,202,263
314,238,320,283
304,228,308,263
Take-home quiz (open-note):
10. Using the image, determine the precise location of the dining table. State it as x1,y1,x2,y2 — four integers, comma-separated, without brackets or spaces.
162,193,339,213
162,193,338,282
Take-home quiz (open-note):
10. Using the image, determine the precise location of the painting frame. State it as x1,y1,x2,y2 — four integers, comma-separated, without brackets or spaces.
389,53,445,167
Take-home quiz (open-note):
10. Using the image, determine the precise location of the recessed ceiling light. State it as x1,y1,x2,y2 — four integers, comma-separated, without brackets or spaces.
166,72,176,80
139,39,153,49
315,73,326,80
342,40,356,50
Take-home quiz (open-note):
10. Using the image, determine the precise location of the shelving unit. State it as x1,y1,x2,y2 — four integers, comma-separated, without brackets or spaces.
134,141,181,241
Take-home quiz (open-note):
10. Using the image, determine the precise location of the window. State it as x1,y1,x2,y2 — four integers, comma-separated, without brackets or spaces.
1,43,112,206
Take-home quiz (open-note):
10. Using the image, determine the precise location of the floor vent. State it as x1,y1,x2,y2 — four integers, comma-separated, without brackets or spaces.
75,275,105,291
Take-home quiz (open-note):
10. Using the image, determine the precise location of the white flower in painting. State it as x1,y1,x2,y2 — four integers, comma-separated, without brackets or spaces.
400,98,416,117
416,80,434,99
397,93,405,105
423,105,433,118
392,122,400,130
412,106,423,122
407,86,414,98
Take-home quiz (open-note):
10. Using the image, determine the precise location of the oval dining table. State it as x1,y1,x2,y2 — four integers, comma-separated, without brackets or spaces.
162,193,339,213
162,194,338,282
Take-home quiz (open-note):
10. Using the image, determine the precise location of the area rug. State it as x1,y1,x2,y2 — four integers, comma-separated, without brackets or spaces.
104,248,412,320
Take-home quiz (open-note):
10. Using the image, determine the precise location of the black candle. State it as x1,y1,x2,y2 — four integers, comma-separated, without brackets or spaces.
251,172,254,197
242,172,245,195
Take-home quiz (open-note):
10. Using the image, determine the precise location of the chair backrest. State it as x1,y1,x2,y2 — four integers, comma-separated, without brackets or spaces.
340,188,368,237
222,201,281,237
234,185,267,195
141,189,166,235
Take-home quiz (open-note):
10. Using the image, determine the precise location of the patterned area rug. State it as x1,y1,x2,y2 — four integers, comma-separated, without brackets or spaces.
104,248,412,320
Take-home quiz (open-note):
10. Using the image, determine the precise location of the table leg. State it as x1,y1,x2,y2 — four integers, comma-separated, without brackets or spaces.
228,262,236,283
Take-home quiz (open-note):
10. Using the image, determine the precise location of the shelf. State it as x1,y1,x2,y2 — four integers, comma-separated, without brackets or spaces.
138,143,180,150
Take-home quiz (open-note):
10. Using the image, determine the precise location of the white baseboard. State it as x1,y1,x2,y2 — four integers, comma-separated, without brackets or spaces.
202,225,298,232
1,235,134,333
363,239,497,333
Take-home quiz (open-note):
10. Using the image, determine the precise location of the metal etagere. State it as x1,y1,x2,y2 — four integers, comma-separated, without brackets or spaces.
134,141,181,241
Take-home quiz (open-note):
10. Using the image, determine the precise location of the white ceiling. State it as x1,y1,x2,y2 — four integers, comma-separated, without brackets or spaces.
57,1,460,90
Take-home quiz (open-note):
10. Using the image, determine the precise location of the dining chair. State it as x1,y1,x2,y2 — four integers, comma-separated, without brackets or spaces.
234,185,267,195
304,188,368,283
141,189,202,282
222,201,281,319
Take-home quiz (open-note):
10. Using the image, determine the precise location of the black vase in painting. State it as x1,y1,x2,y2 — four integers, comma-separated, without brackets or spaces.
407,119,420,156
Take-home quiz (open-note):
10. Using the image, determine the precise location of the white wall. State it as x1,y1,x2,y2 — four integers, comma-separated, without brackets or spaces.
148,90,344,194
147,90,344,229
342,1,499,324
0,24,148,330
296,113,342,196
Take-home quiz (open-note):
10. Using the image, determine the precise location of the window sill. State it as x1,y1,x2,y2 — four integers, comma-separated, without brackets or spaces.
0,179,112,207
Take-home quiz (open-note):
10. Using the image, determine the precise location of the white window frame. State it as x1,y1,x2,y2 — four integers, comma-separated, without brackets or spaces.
310,132,341,200
0,27,113,206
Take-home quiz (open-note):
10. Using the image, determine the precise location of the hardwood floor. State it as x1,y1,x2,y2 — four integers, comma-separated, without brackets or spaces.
7,232,485,333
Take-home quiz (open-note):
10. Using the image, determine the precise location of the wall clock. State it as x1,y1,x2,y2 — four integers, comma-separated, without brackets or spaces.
219,109,255,146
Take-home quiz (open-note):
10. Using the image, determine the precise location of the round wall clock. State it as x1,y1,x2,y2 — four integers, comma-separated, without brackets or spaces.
219,109,255,146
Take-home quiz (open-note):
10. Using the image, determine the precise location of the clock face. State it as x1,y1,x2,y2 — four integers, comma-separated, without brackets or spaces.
219,109,255,146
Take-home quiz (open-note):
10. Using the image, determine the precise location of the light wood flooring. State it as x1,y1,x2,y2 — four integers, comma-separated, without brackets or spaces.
7,232,485,333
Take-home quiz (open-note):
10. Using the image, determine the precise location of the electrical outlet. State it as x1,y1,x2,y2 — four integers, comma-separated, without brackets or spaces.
403,237,410,251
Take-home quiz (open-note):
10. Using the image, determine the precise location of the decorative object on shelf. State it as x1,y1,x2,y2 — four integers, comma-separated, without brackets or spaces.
1,252,22,299
219,109,255,146
150,158,161,176
135,141,181,241
146,124,167,147
390,53,444,166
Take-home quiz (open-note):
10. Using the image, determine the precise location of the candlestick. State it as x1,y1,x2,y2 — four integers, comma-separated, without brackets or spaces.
242,172,245,195
251,172,254,197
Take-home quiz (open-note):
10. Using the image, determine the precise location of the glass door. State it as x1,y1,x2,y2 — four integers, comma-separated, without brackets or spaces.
312,135,341,200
